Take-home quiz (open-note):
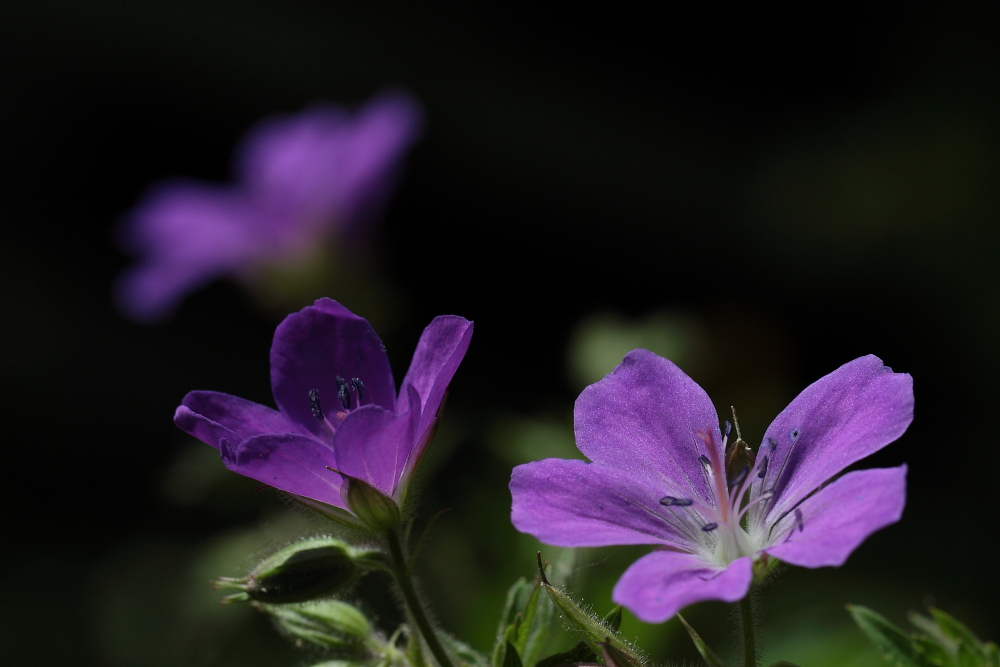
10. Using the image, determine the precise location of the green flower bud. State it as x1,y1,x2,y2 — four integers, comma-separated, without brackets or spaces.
265,599,373,651
214,536,383,604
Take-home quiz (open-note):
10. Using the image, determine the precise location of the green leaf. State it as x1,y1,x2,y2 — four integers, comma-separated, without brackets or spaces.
675,613,726,667
768,663,802,667
848,605,936,667
494,579,533,667
515,580,555,667
930,608,991,664
984,642,1000,667
492,573,556,667
910,635,956,667
440,630,489,667
533,641,597,667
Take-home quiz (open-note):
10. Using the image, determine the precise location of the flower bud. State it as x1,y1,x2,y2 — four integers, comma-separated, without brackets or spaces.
343,477,402,532
265,599,373,651
214,536,383,604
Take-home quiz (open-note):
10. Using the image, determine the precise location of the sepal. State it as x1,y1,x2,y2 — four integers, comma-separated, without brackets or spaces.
534,553,646,666
213,536,383,603
342,475,403,532
676,613,725,667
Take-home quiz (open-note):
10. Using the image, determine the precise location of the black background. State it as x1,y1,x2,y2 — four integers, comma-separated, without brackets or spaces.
2,2,998,665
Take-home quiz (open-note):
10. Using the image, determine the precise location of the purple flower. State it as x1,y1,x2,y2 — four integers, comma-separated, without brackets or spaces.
175,298,472,530
116,92,422,322
510,352,912,623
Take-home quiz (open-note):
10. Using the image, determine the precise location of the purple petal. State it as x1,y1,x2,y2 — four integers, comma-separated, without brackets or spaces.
220,432,346,509
174,405,239,451
398,315,474,449
115,182,263,322
331,394,419,498
751,355,913,526
575,350,723,505
613,551,752,623
180,391,300,440
322,92,423,225
764,465,907,567
237,92,422,229
510,458,700,549
237,106,349,213
270,298,396,438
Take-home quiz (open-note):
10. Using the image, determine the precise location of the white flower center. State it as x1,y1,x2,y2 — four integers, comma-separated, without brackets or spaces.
658,424,777,567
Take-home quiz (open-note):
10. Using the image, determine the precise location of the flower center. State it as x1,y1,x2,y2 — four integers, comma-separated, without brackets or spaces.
307,376,367,437
658,416,776,567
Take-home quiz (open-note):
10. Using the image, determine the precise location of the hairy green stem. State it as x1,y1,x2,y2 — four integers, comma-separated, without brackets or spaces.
385,529,455,667
738,594,759,667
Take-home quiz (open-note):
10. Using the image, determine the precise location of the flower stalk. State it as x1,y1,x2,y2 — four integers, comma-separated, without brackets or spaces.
737,593,759,667
385,528,455,667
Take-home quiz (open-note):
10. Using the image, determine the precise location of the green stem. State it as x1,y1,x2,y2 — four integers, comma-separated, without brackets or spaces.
385,529,455,667
738,594,759,667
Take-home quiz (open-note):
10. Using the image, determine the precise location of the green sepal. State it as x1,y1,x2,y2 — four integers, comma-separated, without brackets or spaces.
603,607,623,633
342,476,402,532
675,612,726,667
503,642,524,667
535,553,646,666
848,605,937,667
768,663,802,667
291,494,373,533
533,641,597,667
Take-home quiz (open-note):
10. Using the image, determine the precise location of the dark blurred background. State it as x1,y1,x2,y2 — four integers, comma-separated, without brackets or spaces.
2,2,998,665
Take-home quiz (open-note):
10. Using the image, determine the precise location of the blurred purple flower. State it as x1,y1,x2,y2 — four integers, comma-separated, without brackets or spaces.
511,352,912,622
115,92,422,322
175,298,472,529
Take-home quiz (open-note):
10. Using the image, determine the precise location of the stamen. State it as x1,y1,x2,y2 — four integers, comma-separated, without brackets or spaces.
724,420,732,439
728,465,749,489
699,454,712,473
767,437,777,449
757,456,769,479
790,429,800,443
336,376,350,410
736,489,775,522
308,389,323,420
660,496,694,507
701,522,718,532
351,378,365,401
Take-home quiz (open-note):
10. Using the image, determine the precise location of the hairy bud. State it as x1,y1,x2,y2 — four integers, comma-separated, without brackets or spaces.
214,536,384,604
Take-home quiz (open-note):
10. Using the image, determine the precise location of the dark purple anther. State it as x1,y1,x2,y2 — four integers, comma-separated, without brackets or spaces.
351,378,365,401
336,376,350,410
308,389,323,420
